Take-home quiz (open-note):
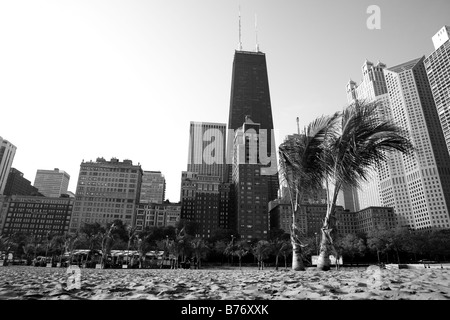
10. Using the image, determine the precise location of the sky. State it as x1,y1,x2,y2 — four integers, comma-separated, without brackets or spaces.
1,0,449,202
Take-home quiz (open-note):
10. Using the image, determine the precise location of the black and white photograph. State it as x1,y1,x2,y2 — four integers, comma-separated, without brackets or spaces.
1,0,450,311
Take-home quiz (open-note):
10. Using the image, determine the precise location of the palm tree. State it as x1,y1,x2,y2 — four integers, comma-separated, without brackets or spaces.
126,225,138,267
270,238,291,271
64,232,79,265
279,241,292,270
80,222,103,267
136,231,155,269
279,113,340,271
191,238,209,269
51,235,66,266
100,223,116,269
0,234,15,266
317,100,413,270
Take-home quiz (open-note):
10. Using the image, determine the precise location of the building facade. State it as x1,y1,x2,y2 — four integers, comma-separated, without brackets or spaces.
226,50,279,240
0,195,73,236
269,200,395,237
139,171,166,204
3,168,41,196
70,157,143,232
180,171,232,239
232,118,272,240
424,26,450,156
188,121,227,180
135,201,181,231
33,168,70,198
345,60,390,211
384,57,450,230
0,137,16,195
356,206,397,234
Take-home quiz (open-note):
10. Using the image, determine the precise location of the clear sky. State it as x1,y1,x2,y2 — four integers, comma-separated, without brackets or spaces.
1,0,449,202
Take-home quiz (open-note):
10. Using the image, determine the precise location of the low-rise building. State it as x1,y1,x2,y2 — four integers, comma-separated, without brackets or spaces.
0,195,73,236
135,201,181,231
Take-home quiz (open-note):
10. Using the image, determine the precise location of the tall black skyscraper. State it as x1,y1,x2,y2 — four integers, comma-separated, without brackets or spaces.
227,50,279,240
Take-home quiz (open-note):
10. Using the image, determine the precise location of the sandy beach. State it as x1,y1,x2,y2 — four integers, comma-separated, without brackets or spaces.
0,265,449,300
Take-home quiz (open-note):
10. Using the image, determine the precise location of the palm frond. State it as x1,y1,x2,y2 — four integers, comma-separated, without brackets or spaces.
325,100,414,189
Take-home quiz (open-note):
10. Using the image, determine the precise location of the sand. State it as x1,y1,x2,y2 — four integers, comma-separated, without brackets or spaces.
0,265,449,300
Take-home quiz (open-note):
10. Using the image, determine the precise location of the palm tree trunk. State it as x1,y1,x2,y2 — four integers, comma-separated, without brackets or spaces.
275,254,279,271
317,228,332,271
291,242,305,271
317,182,340,271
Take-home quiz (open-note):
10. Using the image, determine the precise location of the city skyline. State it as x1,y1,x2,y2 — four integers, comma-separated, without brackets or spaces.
1,1,450,202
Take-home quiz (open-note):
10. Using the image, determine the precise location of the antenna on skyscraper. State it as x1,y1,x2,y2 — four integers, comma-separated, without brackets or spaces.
255,13,259,52
238,6,243,51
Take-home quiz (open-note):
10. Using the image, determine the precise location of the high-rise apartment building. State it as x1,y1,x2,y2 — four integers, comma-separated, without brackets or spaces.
139,171,166,204
180,171,233,238
4,168,41,196
232,118,271,239
0,137,16,195
180,121,232,238
384,57,450,230
70,157,143,232
345,60,390,211
33,168,70,198
188,122,227,180
424,26,450,156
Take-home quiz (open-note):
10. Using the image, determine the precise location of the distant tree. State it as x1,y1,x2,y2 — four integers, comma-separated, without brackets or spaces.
208,229,236,244
0,234,15,266
212,240,228,264
191,238,209,269
224,238,249,270
336,233,366,266
80,222,104,265
100,223,117,268
176,220,199,237
136,229,156,268
252,240,271,270
367,228,391,264
279,241,293,270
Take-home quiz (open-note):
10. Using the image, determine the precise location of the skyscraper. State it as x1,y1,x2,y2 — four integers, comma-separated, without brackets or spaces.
0,137,16,195
232,117,271,239
33,168,70,198
384,57,450,230
424,26,450,156
227,49,279,240
345,60,392,211
180,121,232,238
4,168,41,196
180,171,226,238
70,157,143,232
139,171,166,204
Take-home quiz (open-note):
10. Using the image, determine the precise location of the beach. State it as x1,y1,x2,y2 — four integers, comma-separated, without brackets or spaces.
0,265,449,300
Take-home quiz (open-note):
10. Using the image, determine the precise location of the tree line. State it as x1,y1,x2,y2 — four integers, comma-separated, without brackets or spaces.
2,218,450,268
